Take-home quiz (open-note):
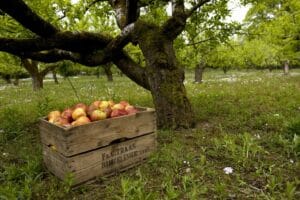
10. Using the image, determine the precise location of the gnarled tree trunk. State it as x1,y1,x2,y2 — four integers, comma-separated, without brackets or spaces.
52,70,59,84
195,62,205,83
103,64,113,82
284,60,289,75
22,59,44,91
136,24,195,129
3,74,12,84
32,74,43,90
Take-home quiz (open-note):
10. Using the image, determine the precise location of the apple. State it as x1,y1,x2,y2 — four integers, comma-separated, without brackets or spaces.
125,105,138,115
91,100,101,108
99,101,109,110
125,105,134,111
119,101,129,107
103,107,112,117
90,110,107,121
48,110,61,123
108,100,115,107
72,107,86,120
111,103,125,110
110,109,128,118
87,104,98,116
71,116,91,126
73,103,88,112
54,116,71,127
61,108,73,122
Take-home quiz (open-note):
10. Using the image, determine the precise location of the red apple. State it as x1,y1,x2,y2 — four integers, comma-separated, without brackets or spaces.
48,110,61,123
61,108,73,122
87,104,98,116
72,107,86,120
90,110,107,121
73,103,88,112
110,109,128,118
103,107,112,117
71,116,91,126
125,105,138,115
54,116,71,127
111,103,125,110
91,100,101,108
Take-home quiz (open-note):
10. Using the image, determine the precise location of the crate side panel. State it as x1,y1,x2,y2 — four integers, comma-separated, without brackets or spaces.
43,145,70,180
70,133,157,184
63,110,156,156
40,119,67,154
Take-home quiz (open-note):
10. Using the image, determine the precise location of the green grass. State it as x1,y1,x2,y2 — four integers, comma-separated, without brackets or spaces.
0,70,299,199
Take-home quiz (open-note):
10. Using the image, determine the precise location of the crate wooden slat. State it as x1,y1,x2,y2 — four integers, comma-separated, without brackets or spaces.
40,107,156,157
43,132,156,185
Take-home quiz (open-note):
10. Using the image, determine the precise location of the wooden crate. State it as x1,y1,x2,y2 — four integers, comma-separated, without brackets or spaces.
39,107,157,185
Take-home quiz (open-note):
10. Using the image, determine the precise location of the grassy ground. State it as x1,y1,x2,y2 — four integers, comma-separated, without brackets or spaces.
0,70,299,199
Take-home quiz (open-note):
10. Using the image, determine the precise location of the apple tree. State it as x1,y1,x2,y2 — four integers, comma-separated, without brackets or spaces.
242,0,300,74
176,1,241,82
0,0,233,129
0,52,28,85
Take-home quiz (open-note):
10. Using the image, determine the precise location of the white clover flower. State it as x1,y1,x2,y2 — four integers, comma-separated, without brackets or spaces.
255,134,261,139
185,168,191,173
2,152,8,157
290,159,294,164
223,167,233,174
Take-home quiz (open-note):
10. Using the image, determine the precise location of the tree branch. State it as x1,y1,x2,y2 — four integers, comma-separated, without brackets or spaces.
0,0,58,37
0,32,111,54
171,0,185,16
186,37,216,46
161,0,211,40
19,49,83,64
112,51,150,90
40,64,59,77
186,0,211,17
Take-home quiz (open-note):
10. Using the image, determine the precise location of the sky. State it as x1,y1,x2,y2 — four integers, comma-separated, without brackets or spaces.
227,0,250,22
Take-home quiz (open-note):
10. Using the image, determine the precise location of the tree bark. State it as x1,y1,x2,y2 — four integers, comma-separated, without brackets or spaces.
32,74,43,90
103,64,113,82
96,66,101,78
3,75,12,84
22,59,44,91
195,62,205,83
52,70,59,84
284,60,289,75
136,24,195,129
13,78,19,86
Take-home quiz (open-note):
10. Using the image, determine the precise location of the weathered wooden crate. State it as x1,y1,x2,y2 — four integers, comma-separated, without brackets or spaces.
39,107,156,185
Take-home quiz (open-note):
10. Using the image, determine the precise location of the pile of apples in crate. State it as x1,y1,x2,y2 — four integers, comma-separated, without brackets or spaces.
47,100,138,127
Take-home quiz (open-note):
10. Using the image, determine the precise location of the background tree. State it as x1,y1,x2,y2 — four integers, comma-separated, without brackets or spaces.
0,52,28,85
242,0,300,74
176,0,241,83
